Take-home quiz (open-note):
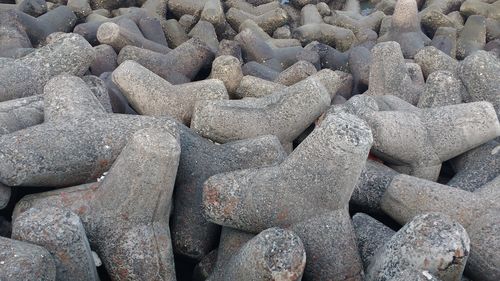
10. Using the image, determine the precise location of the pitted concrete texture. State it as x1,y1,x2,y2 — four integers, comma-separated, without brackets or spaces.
203,111,372,280
367,42,422,105
0,33,95,102
347,95,500,181
366,213,469,281
12,206,99,281
459,50,500,119
210,228,306,281
377,0,430,58
0,236,56,281
352,213,396,270
112,60,228,124
171,122,286,260
382,174,500,281
14,126,181,281
191,75,330,144
293,4,356,51
0,73,178,187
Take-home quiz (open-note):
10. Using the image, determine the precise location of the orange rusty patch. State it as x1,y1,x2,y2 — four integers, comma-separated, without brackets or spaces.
89,183,99,190
77,205,89,216
204,186,220,207
222,197,239,218
118,267,129,279
99,159,109,168
60,192,70,205
58,251,70,264
83,190,95,201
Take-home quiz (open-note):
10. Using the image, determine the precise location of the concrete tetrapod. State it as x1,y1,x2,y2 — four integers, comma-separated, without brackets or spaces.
99,71,139,114
0,10,33,58
211,212,357,281
289,208,363,281
199,0,225,32
0,95,43,135
44,75,106,122
292,4,356,52
460,0,500,20
96,21,171,54
348,46,371,95
14,126,181,281
351,159,399,215
171,124,286,260
241,61,280,80
235,75,283,98
209,227,306,281
235,69,352,99
12,206,99,281
89,44,117,77
324,10,384,46
209,55,243,96
414,46,459,78
447,140,500,191
226,6,288,34
167,0,225,30
9,115,285,264
137,17,168,46
188,20,219,54
117,37,214,85
12,6,77,45
67,0,92,19
73,9,147,45
192,250,217,281
459,50,500,119
112,60,228,125
417,70,464,108
167,0,205,18
217,39,243,61
273,60,317,86
366,213,469,281
208,227,255,278
88,126,180,281
203,110,373,280
431,27,457,58
354,97,500,181
0,75,115,136
456,15,486,60
0,236,56,281
354,212,474,281
225,0,280,16
0,33,95,102
238,19,302,48
419,0,462,36
0,74,178,187
377,0,430,58
82,75,113,113
1,0,46,18
305,41,349,73
352,213,396,270
381,174,500,281
162,19,190,48
367,42,422,105
235,22,315,71
190,75,331,145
